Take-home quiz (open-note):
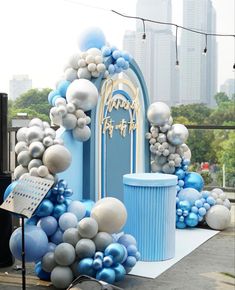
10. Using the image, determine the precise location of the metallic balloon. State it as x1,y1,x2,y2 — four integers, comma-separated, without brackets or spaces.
184,172,204,192
147,102,171,126
205,205,231,230
167,124,189,145
66,79,98,112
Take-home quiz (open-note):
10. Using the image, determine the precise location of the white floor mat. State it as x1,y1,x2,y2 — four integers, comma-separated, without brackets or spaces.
129,228,219,278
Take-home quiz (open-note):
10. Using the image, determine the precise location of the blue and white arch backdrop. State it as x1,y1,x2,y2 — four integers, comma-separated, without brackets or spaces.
94,62,150,201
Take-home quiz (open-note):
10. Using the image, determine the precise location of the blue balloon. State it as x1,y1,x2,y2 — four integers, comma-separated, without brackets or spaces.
10,225,48,262
123,256,137,268
207,196,216,206
104,243,126,264
185,212,199,227
176,221,186,229
92,258,103,270
178,200,191,211
26,215,39,225
198,207,207,217
50,228,63,245
178,188,201,206
47,242,57,252
37,216,58,236
48,90,61,105
53,203,67,219
116,57,126,68
113,263,126,282
108,64,115,75
35,199,54,217
103,255,113,267
101,46,112,57
57,80,71,97
175,168,186,180
3,181,18,201
78,27,106,51
96,268,115,284
112,50,121,60
35,261,51,281
126,245,137,256
80,200,95,217
117,234,137,248
184,172,204,192
77,258,96,277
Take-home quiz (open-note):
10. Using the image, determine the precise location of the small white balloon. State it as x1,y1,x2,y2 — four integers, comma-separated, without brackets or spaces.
87,63,97,72
167,124,189,145
16,127,28,142
43,136,54,147
77,59,86,68
55,97,67,107
28,159,42,170
45,128,56,139
66,103,76,113
37,165,49,177
85,55,95,64
96,63,106,73
28,118,44,128
57,105,68,117
95,55,103,64
64,67,78,82
15,141,28,154
26,126,44,143
68,53,81,70
62,114,77,130
14,165,28,180
87,48,102,57
77,118,86,129
77,67,91,80
72,126,91,142
29,141,45,158
91,71,100,78
17,151,32,167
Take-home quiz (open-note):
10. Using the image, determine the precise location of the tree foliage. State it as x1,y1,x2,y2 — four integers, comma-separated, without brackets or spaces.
8,88,52,124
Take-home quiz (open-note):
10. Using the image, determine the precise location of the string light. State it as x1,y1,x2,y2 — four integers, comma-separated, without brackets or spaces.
64,0,235,70
142,19,146,40
175,25,179,67
203,34,208,55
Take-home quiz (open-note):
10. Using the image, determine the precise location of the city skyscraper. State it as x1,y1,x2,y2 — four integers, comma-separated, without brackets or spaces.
220,79,235,99
179,0,217,106
123,0,179,106
9,74,32,101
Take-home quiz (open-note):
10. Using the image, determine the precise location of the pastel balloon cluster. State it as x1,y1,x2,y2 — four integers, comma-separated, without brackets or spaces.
37,197,138,288
101,45,131,75
14,118,71,182
146,102,191,174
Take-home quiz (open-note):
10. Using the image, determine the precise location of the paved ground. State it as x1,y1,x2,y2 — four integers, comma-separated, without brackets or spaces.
0,205,234,290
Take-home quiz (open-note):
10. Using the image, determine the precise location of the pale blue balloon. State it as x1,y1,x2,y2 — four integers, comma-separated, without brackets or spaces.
10,225,48,262
78,27,106,51
37,216,58,236
178,188,201,206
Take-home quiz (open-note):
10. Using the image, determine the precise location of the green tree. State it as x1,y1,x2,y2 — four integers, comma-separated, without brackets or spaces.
9,88,52,125
171,103,212,125
214,92,230,106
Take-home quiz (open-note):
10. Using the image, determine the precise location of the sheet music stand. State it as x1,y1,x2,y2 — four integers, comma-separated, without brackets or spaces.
0,176,54,290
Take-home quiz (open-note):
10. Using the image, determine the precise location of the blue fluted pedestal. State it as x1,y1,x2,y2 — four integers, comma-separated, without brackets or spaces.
123,173,177,261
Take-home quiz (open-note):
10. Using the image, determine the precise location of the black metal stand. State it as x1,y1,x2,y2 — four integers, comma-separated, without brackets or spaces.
21,216,26,290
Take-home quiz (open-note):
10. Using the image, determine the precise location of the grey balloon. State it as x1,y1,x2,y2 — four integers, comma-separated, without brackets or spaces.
29,141,45,158
75,239,96,259
147,102,171,126
15,141,28,154
93,232,113,251
17,150,32,167
167,124,189,145
41,252,57,273
54,243,76,266
63,228,81,247
50,266,74,289
72,125,91,142
26,126,44,143
62,113,77,130
14,165,28,179
77,217,98,239
28,159,42,170
16,127,28,142
66,79,98,112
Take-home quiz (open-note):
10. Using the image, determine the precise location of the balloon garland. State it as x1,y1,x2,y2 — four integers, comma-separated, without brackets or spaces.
4,27,231,288
6,27,139,288
146,102,231,229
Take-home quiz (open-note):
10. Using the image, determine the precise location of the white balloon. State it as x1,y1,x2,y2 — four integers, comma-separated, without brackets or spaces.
167,124,189,145
43,144,72,174
28,159,42,170
147,102,171,126
66,79,98,112
96,63,106,73
15,141,28,154
72,125,91,142
62,114,77,130
95,55,103,64
87,48,102,57
91,197,127,234
17,151,32,167
29,141,45,158
87,63,97,72
68,53,81,70
28,118,44,128
205,205,231,230
77,59,86,68
77,67,91,80
45,128,56,139
85,55,95,64
55,97,66,107
66,103,76,113
26,126,44,143
16,127,28,142
14,165,28,180
64,67,78,82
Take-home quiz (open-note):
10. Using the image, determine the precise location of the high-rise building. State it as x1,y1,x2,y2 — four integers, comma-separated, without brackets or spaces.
9,74,32,101
179,0,217,106
123,0,179,106
220,79,235,99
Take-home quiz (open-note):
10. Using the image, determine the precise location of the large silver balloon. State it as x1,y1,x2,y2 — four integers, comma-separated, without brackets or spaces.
167,124,189,145
147,102,171,126
66,79,98,112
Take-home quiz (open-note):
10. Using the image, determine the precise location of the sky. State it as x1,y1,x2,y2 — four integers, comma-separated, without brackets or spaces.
0,0,234,95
